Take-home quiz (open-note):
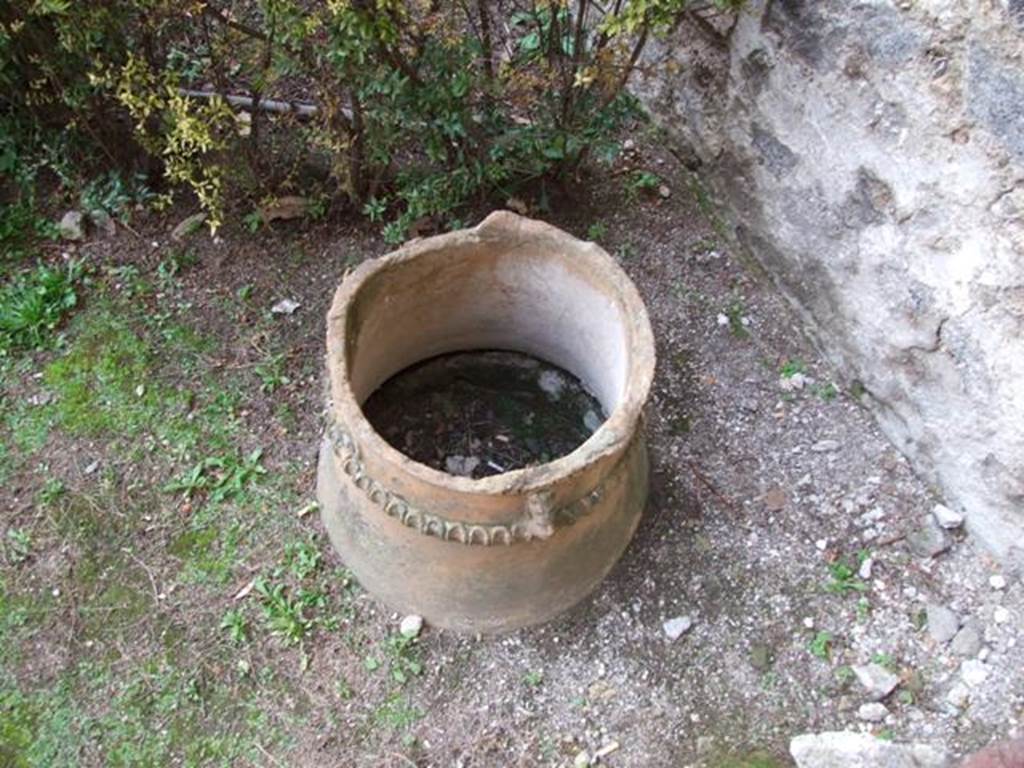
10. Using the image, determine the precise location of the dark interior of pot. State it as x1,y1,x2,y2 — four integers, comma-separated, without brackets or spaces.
344,239,633,419
361,350,608,479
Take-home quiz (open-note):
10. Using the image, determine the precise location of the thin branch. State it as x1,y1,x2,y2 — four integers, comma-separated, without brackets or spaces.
202,5,270,44
477,0,495,81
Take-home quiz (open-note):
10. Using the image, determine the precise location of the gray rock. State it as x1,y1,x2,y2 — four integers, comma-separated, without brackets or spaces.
57,210,85,241
632,3,1024,563
852,663,900,701
950,621,983,658
926,604,960,644
857,702,889,723
932,504,964,529
906,516,951,558
969,43,1024,163
662,615,693,640
583,410,603,433
790,732,949,768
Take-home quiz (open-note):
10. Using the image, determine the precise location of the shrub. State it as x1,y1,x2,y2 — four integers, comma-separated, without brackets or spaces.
1,1,743,237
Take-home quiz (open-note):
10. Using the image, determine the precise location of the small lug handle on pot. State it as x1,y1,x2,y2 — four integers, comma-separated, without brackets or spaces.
521,491,555,540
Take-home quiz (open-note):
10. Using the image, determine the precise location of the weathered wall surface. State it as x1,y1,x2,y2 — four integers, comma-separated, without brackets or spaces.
635,1,1024,558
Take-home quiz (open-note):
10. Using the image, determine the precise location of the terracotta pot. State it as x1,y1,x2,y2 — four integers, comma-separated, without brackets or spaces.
316,211,655,632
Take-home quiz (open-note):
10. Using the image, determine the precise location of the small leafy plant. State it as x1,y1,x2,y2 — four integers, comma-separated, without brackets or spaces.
809,631,833,660
826,557,868,595
586,220,609,242
0,261,82,355
626,170,662,199
164,449,266,503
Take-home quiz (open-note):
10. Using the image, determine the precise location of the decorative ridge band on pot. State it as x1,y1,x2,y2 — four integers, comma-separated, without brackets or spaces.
325,414,606,546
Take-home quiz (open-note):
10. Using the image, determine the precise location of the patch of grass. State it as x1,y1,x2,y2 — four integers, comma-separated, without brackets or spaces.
254,577,323,646
586,220,608,242
779,358,806,379
3,528,32,565
815,382,839,401
254,352,290,394
835,665,856,686
373,693,423,732
37,477,66,506
163,449,266,503
0,261,82,356
523,670,544,687
856,597,872,622
825,556,868,596
725,299,749,339
40,305,186,440
384,632,423,686
0,197,57,262
626,169,662,200
809,631,833,660
871,652,897,672
220,608,249,645
689,236,718,254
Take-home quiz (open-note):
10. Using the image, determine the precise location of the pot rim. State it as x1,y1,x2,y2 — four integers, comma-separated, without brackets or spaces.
326,210,656,497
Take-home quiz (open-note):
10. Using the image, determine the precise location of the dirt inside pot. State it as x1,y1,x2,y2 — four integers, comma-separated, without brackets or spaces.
361,351,607,479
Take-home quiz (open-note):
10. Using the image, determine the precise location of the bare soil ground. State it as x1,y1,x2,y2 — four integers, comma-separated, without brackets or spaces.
1,127,1020,767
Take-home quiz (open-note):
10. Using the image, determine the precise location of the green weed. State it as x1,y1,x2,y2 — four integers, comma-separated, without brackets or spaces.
373,694,423,731
826,559,868,595
626,169,662,199
809,631,833,660
586,220,608,242
779,359,806,379
0,261,82,355
220,608,249,645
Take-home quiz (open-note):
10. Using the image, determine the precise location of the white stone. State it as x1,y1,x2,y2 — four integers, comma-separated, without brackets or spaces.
399,614,423,638
538,369,565,398
859,557,874,579
662,615,693,640
989,574,1007,590
994,606,1010,624
789,731,949,768
271,298,301,315
812,439,841,452
946,682,970,709
932,503,964,529
961,659,989,687
857,702,889,723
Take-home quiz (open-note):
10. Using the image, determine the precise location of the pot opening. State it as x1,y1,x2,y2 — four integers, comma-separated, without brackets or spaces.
362,350,608,479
